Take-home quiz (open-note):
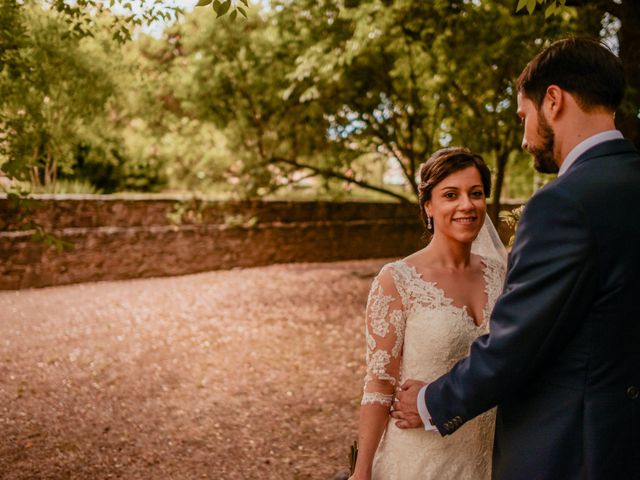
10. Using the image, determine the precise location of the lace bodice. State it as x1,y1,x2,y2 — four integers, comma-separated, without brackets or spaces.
362,256,505,406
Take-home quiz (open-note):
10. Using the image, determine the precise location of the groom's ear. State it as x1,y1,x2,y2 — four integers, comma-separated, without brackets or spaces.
544,85,564,120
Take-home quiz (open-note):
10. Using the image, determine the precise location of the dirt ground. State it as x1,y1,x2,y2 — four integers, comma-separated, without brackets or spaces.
0,259,388,480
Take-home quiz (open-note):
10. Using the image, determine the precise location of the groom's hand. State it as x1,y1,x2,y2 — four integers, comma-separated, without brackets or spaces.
390,379,426,429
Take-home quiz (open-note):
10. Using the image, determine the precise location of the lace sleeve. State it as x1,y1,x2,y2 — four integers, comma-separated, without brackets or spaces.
361,265,407,407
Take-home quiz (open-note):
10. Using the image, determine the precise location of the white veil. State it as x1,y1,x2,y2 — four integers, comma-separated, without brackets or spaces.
470,216,508,270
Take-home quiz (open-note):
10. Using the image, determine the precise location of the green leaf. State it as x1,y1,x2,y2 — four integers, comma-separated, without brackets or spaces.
240,0,249,6
516,0,528,12
219,0,231,16
196,0,213,6
238,6,247,18
544,3,557,18
527,0,537,14
213,0,231,16
230,9,237,21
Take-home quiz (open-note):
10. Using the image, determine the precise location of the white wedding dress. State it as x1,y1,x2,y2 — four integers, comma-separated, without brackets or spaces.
362,255,506,479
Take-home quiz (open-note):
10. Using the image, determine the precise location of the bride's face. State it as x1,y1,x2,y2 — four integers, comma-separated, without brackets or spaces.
425,166,487,244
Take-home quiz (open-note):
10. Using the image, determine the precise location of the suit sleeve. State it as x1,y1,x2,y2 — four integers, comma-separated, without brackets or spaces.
425,186,599,435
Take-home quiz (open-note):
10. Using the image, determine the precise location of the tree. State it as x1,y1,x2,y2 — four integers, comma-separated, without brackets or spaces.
47,0,182,43
0,0,184,191
175,0,570,216
312,0,570,218
159,3,400,200
203,0,639,150
0,3,118,187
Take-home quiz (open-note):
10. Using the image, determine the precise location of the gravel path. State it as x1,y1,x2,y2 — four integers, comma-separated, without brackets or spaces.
0,260,388,480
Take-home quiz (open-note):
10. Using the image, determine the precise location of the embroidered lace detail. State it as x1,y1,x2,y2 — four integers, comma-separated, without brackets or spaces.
360,256,506,407
388,261,450,314
480,256,506,325
361,265,407,406
389,310,405,358
362,391,394,406
368,350,394,383
368,276,393,338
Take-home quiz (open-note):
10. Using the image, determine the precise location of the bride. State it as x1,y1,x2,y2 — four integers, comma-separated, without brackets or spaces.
350,147,507,479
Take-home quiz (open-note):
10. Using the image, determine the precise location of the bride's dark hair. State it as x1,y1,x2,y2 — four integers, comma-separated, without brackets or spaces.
418,147,492,235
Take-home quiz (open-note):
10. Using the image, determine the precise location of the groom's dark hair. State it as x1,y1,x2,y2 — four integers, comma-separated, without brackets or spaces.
517,37,625,112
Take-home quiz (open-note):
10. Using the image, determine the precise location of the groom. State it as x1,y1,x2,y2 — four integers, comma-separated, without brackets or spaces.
392,37,640,479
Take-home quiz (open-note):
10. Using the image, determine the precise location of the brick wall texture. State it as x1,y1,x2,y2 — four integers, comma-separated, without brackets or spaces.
0,195,520,290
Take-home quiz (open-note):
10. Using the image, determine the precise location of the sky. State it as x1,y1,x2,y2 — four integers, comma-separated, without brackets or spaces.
136,0,197,38
137,0,269,37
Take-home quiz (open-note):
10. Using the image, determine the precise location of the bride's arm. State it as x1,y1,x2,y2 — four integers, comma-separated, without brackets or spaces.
351,266,407,479
351,404,394,479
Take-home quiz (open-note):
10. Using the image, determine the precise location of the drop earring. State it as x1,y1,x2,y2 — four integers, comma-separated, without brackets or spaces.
427,214,432,231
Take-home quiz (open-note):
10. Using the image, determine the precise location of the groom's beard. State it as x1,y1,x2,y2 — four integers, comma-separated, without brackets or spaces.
530,111,559,174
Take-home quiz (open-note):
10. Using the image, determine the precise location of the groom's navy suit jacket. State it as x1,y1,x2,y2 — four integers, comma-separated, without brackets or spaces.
425,139,640,480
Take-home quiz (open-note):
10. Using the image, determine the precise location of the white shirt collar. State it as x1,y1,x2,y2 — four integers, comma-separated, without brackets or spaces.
558,130,624,176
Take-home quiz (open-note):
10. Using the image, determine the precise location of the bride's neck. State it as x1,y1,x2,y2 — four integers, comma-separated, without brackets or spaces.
425,233,473,270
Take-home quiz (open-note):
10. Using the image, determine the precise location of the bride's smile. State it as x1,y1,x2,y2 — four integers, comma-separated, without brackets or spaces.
452,216,478,224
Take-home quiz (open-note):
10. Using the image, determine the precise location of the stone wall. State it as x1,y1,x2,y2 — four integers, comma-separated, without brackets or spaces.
0,195,521,290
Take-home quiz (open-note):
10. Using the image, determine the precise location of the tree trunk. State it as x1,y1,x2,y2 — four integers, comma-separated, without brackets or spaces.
489,151,509,224
29,148,41,188
44,147,53,186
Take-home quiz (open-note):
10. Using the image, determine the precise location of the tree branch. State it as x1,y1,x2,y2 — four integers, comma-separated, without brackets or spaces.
269,157,413,203
450,79,485,120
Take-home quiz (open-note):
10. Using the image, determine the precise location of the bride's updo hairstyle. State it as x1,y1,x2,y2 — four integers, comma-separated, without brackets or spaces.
418,147,492,235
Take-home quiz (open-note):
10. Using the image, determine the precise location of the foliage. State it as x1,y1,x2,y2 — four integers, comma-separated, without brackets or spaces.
29,179,103,194
200,0,639,152
2,0,637,210
0,2,175,193
223,213,258,228
1,187,74,250
500,204,524,247
195,0,249,21
158,4,362,200
0,1,180,249
47,0,182,43
1,3,117,185
168,0,573,216
516,0,567,17
166,196,206,225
